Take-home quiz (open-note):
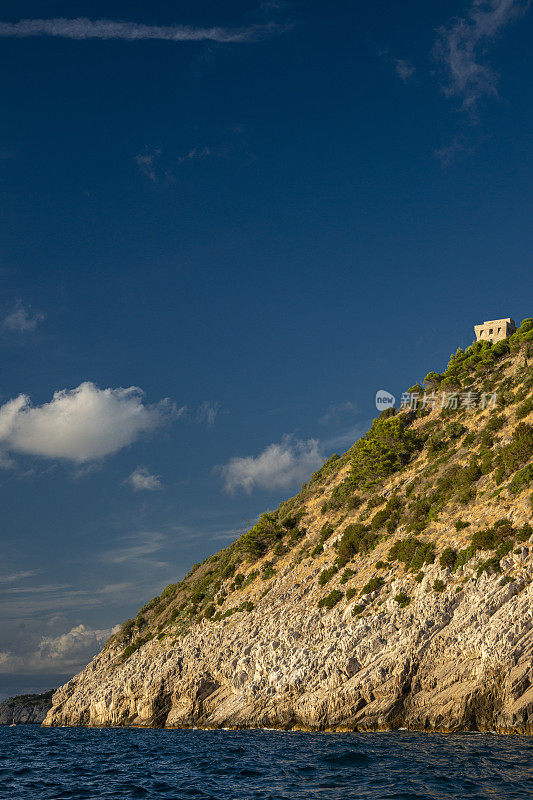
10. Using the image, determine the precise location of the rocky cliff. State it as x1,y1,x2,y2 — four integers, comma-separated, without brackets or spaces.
0,691,54,724
44,321,533,732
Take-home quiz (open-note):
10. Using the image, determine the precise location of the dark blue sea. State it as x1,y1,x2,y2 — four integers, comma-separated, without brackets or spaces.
1,727,532,800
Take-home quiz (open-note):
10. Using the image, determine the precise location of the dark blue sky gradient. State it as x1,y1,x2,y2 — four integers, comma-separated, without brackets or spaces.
0,0,532,695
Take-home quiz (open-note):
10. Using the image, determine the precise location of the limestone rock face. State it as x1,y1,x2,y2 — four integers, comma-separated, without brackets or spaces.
0,693,53,724
43,549,533,733
43,347,533,733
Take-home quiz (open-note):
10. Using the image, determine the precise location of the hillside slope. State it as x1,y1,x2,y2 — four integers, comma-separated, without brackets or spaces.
0,691,54,725
44,322,533,732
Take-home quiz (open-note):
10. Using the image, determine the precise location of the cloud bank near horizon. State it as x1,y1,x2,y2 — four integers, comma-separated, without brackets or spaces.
0,623,118,674
0,17,286,43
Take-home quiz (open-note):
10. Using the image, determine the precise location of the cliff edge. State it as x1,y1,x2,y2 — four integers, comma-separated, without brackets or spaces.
1,691,54,725
44,321,533,732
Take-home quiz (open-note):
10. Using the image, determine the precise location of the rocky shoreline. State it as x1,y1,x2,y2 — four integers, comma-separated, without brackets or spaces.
1,691,54,725
43,548,533,734
43,342,533,734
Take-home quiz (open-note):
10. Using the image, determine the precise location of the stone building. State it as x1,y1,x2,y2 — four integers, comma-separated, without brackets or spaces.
474,318,516,344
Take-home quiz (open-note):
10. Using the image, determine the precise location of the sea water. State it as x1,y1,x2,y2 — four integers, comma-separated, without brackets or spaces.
1,726,531,799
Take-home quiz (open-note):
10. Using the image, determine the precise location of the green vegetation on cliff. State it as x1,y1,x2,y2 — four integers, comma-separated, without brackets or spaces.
110,318,533,659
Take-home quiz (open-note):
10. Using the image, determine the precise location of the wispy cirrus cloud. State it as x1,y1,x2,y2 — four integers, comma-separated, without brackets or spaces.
434,0,531,111
2,302,44,333
319,401,357,426
196,401,221,427
100,531,167,565
0,17,287,43
124,466,162,491
433,0,530,164
0,570,38,584
134,150,161,182
434,133,472,166
135,128,256,183
395,59,415,82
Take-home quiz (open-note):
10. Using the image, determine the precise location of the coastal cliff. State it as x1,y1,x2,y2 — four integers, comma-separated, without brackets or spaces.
44,322,533,732
0,691,54,724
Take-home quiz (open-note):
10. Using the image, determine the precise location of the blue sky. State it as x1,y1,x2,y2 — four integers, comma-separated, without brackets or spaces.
0,0,532,697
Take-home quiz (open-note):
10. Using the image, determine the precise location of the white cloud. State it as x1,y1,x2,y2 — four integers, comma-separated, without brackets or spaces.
434,133,472,165
218,434,324,494
0,587,99,619
0,18,285,43
125,466,162,491
38,624,116,664
0,623,118,674
196,401,220,427
260,1,287,10
100,531,167,565
0,450,15,469
434,0,530,110
320,401,357,426
2,302,44,333
0,570,38,584
179,146,214,163
1,584,72,595
96,582,134,595
395,59,415,82
0,381,181,463
134,150,160,182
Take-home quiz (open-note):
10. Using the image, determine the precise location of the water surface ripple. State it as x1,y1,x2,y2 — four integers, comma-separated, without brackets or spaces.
1,727,531,799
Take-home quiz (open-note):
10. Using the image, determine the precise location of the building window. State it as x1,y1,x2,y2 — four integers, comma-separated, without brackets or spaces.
489,328,493,334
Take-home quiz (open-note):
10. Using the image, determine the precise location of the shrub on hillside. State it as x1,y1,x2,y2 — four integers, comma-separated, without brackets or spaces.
335,523,377,566
439,547,458,570
349,414,421,489
455,545,476,570
340,568,355,584
370,495,404,533
509,318,533,351
394,592,411,608
446,421,466,440
485,414,506,432
361,576,385,595
317,589,343,610
508,464,533,495
517,523,532,541
309,453,341,486
318,566,338,586
471,519,515,550
388,537,435,572
516,398,533,420
319,523,335,541
236,512,284,559
321,475,362,514
261,561,276,580
118,619,135,642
